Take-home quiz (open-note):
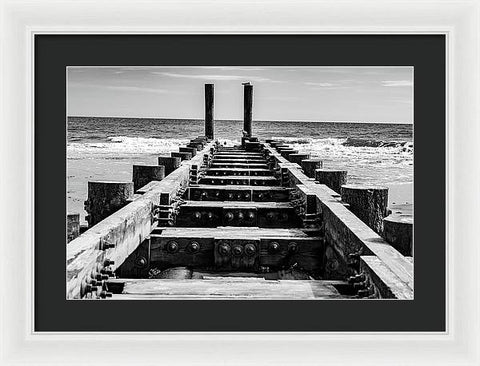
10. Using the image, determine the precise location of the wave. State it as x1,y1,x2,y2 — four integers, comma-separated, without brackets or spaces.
68,136,241,156
343,137,412,150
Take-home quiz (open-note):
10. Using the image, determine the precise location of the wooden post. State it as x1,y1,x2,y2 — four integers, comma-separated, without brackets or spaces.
314,169,348,194
132,165,165,191
341,185,389,234
205,84,214,139
288,153,310,165
84,181,134,226
243,83,253,137
158,156,182,176
301,159,323,178
67,213,80,243
179,146,197,157
383,215,413,256
171,152,192,161
280,150,299,159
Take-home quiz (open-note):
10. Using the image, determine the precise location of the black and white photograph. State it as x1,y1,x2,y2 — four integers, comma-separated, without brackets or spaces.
66,66,414,300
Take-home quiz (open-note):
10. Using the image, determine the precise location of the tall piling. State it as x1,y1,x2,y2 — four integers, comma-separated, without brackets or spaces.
67,213,80,243
132,165,165,191
301,159,323,178
315,169,348,194
205,84,214,140
243,83,253,137
341,185,389,234
85,181,134,227
158,156,182,176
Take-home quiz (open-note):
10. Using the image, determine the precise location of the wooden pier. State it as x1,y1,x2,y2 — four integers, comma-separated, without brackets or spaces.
67,83,413,300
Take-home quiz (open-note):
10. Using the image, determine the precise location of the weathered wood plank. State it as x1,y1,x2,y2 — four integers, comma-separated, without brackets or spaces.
109,279,344,299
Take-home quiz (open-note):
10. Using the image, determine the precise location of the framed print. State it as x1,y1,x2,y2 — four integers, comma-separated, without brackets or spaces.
1,0,479,365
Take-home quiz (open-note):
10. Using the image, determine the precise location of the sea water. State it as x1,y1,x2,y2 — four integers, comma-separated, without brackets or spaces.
68,117,413,224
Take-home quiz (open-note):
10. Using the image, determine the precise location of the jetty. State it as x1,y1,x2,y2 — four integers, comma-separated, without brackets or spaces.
67,83,413,300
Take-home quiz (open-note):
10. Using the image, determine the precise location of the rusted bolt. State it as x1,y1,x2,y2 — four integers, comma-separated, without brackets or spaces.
218,243,231,256
225,212,234,222
104,260,115,266
236,193,242,199
101,242,116,250
244,243,256,257
100,269,114,276
244,192,250,199
237,212,244,220
166,240,179,253
266,212,275,221
228,193,234,199
207,212,214,221
353,281,367,290
200,192,208,200
288,242,298,254
85,284,97,292
188,241,200,253
193,211,202,220
100,291,113,299
232,245,243,256
134,256,147,268
257,193,263,199
348,273,366,284
247,212,255,220
268,241,280,253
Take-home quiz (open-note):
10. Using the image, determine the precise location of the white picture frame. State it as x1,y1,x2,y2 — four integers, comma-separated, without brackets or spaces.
1,0,479,364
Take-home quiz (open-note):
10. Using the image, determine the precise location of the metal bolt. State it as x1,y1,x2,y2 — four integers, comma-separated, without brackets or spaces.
166,240,179,253
134,256,148,268
193,211,202,220
100,269,114,276
237,212,244,220
232,246,243,256
188,241,200,254
288,242,298,254
244,244,256,257
218,243,231,256
247,212,255,220
268,242,280,253
225,212,234,222
100,291,113,299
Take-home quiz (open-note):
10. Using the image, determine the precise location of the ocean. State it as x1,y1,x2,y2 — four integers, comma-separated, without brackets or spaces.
67,117,413,224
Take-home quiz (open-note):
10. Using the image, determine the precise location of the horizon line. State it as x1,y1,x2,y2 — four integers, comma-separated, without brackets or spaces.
67,115,413,125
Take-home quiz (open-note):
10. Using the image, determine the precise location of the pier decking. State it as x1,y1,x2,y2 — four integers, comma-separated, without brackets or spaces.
66,83,413,300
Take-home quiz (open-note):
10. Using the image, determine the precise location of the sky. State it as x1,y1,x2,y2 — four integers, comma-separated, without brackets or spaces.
67,66,413,123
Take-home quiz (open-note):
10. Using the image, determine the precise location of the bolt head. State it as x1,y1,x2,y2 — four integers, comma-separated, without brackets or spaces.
218,243,231,256
188,241,200,253
288,242,298,253
237,212,244,220
225,212,234,222
269,242,280,253
244,244,256,257
166,241,179,253
193,211,202,220
232,246,243,256
134,256,148,268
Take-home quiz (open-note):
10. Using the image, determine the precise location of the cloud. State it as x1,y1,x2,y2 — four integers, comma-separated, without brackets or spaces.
70,82,167,94
154,72,281,83
305,82,336,87
381,80,413,87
